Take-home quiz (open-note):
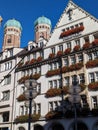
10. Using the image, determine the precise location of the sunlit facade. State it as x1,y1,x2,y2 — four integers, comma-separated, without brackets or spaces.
0,1,98,130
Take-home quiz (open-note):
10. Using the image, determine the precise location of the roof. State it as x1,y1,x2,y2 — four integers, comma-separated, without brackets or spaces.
34,16,51,27
4,19,22,30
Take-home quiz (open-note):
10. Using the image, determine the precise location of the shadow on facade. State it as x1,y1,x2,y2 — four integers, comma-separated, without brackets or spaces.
69,121,88,130
34,124,44,130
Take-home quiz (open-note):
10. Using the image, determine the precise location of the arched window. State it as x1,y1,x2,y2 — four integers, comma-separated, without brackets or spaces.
34,124,44,130
18,127,25,130
69,121,88,130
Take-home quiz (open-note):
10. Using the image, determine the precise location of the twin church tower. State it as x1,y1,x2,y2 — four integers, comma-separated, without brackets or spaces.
2,16,51,50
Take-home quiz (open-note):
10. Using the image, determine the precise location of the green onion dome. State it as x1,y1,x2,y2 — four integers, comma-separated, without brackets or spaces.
34,16,51,28
4,19,22,31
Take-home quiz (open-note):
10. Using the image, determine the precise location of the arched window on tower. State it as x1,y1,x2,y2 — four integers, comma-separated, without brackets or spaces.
7,35,11,43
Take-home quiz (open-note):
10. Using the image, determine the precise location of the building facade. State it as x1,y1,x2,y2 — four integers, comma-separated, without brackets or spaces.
0,19,23,130
1,1,98,130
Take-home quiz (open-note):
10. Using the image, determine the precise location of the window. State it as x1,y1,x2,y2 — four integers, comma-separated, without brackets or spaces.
37,103,41,114
33,53,36,59
5,61,12,70
20,106,24,115
54,101,58,109
0,54,2,61
40,42,43,47
39,51,43,57
49,81,53,89
0,65,1,72
66,27,69,31
59,45,63,51
7,36,11,43
71,56,76,64
37,83,41,94
2,112,9,122
37,67,41,74
67,42,71,48
94,51,98,59
78,54,83,62
58,79,61,88
89,73,95,83
75,39,80,46
25,107,28,115
53,62,57,70
79,22,83,26
96,72,98,81
27,55,30,61
49,64,52,71
51,47,55,54
79,74,85,84
64,77,70,86
19,127,25,130
88,53,92,61
2,91,10,101
49,101,60,111
4,75,11,85
33,68,37,74
91,96,97,108
9,50,13,57
54,80,57,88
21,86,25,93
64,58,69,66
33,104,36,114
49,102,53,111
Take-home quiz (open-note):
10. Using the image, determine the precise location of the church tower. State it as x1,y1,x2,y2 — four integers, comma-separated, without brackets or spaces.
2,19,22,51
34,16,51,43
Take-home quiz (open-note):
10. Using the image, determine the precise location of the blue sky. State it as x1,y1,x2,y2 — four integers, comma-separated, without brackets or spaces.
0,0,98,49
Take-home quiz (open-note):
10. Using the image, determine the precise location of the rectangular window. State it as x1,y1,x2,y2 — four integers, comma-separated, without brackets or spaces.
33,53,36,59
20,106,24,115
49,64,52,71
71,56,76,65
49,102,53,111
37,103,41,114
5,61,12,71
64,77,70,86
54,101,58,109
89,73,95,83
25,107,28,115
37,83,41,94
58,79,61,88
33,104,36,114
0,54,2,61
59,45,63,51
2,91,10,101
67,42,71,48
9,50,13,57
78,54,83,62
4,75,11,85
2,112,9,122
51,47,55,54
75,39,80,46
96,72,98,81
54,80,57,88
49,81,53,88
91,96,97,108
93,51,98,59
79,74,85,84
37,67,41,74
53,62,57,70
7,38,11,43
88,53,92,61
64,58,69,66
